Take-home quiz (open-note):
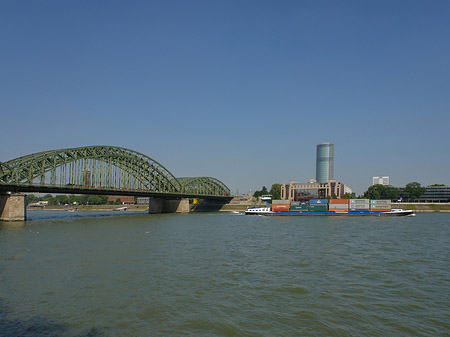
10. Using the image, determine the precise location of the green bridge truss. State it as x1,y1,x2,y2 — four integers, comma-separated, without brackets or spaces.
0,146,230,197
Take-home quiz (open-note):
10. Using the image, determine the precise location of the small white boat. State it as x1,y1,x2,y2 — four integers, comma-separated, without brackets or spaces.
383,209,415,216
113,206,127,211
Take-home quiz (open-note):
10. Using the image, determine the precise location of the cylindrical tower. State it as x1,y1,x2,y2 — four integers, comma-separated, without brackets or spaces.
316,142,334,183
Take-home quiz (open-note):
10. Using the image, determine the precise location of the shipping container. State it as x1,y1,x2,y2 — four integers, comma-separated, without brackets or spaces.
272,204,290,211
351,205,370,208
309,199,329,204
291,201,309,205
329,204,349,209
371,199,391,204
371,201,391,208
350,199,370,204
370,200,392,210
349,209,370,212
308,204,328,211
329,209,348,212
329,199,349,204
350,207,370,211
290,205,308,211
272,200,290,205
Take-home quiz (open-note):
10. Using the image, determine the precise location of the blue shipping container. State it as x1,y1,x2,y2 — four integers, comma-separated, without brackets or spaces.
309,199,329,204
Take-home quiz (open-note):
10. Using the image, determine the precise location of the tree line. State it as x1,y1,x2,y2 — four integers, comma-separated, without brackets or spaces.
253,182,431,201
26,194,121,206
364,182,426,200
253,184,281,200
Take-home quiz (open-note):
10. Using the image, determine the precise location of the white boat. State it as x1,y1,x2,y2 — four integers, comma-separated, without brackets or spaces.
113,206,127,211
245,207,274,215
384,209,415,216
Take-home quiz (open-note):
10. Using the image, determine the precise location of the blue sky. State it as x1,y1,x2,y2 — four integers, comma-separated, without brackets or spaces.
1,0,449,195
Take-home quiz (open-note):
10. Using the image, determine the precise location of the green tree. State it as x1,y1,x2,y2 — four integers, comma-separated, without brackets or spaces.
87,195,108,205
403,182,426,200
42,194,56,205
54,194,69,205
25,194,38,205
364,186,381,199
68,195,78,205
253,186,269,199
341,193,355,199
269,184,281,200
79,195,89,205
364,185,399,200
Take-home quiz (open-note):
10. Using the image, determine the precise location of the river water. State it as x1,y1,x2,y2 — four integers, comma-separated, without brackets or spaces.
0,211,449,336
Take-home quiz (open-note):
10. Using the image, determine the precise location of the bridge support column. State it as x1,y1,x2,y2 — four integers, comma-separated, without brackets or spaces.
0,193,27,221
148,197,164,214
148,198,190,214
174,198,189,213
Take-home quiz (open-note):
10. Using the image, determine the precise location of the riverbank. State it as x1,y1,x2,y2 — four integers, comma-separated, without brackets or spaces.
28,205,148,211
27,202,450,213
392,203,450,212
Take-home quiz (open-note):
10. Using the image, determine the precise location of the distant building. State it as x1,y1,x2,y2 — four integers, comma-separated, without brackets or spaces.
373,176,389,186
343,185,353,195
281,179,352,201
398,185,450,202
107,196,135,205
28,200,49,207
316,143,334,183
136,197,150,205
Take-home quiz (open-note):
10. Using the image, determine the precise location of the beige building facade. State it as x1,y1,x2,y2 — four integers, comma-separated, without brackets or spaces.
281,179,352,202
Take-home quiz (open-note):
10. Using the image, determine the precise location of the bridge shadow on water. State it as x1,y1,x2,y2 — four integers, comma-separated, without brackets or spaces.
0,299,106,337
191,199,230,212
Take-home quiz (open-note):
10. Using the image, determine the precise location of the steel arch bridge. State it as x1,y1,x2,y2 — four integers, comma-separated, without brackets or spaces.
0,146,230,198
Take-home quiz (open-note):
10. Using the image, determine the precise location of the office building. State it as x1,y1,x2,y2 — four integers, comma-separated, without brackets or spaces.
281,179,352,201
107,196,135,204
398,185,450,202
373,176,390,186
316,142,334,183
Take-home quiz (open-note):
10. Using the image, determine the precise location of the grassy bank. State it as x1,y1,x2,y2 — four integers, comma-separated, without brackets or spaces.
393,203,450,212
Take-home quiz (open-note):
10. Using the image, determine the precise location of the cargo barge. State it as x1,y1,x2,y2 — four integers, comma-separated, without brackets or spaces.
245,197,415,216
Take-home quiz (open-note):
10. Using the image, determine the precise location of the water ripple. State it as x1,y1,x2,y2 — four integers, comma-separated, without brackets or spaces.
0,212,449,336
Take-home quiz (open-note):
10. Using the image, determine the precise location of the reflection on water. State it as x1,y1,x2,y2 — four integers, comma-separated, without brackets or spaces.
0,212,449,336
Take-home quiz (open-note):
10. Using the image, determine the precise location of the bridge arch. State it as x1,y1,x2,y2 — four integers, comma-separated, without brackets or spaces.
177,177,230,196
0,146,230,197
0,146,182,193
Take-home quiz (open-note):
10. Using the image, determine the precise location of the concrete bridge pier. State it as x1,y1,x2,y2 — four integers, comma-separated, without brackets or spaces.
148,197,190,214
0,192,26,221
